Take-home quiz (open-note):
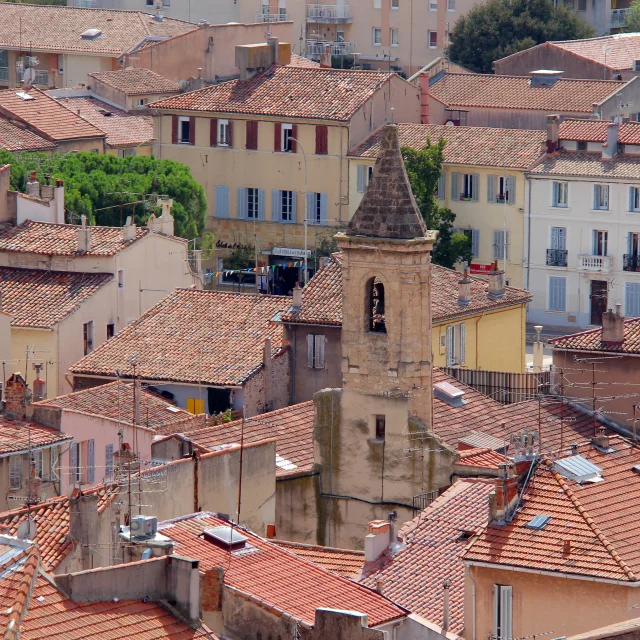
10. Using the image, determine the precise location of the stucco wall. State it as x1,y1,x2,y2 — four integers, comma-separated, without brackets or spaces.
9,327,58,400
65,53,116,89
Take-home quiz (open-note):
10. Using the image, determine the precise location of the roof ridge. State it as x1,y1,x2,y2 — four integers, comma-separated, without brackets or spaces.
4,549,40,640
548,463,638,581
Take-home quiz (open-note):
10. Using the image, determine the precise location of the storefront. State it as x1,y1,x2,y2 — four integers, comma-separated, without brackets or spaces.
265,247,313,295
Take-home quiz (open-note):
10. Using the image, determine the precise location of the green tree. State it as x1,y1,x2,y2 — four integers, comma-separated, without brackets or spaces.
402,140,472,269
0,151,207,240
448,0,594,74
626,0,640,32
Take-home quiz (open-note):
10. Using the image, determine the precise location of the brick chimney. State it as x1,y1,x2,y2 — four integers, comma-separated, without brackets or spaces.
488,462,520,524
602,303,624,345
4,372,27,419
546,114,560,153
487,261,505,299
419,73,430,124
457,269,471,307
202,567,224,612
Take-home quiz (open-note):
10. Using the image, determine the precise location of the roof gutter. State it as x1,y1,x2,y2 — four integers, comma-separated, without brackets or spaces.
463,559,640,587
68,372,243,390
0,439,73,460
551,347,640,358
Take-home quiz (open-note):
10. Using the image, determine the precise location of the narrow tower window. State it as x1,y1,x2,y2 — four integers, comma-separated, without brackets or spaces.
368,277,386,333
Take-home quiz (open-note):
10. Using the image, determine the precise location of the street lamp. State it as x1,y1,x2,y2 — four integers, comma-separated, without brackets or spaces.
289,136,309,285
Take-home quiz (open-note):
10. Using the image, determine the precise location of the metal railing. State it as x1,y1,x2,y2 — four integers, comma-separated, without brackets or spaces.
611,8,628,26
412,490,439,511
546,248,568,267
307,3,352,19
70,0,97,6
34,70,49,86
256,12,288,21
624,254,640,272
306,40,352,56
0,67,7,83
578,254,612,272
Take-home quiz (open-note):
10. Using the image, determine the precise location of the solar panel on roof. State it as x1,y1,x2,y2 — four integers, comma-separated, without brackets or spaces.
554,455,602,483
526,515,551,530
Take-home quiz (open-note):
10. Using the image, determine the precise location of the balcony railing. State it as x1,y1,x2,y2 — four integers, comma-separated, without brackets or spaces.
610,8,628,26
0,67,7,83
624,254,640,272
546,249,568,267
306,40,352,57
256,12,288,21
579,254,612,272
307,4,352,20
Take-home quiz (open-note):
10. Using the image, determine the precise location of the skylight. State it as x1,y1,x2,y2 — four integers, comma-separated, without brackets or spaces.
433,381,466,407
526,515,551,530
81,28,103,39
554,455,603,483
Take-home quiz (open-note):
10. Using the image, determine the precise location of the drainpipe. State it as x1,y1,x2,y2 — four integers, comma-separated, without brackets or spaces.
193,449,200,512
526,174,532,291
467,564,477,640
442,579,451,633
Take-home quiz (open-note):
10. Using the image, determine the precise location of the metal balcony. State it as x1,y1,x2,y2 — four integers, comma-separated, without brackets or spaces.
307,4,352,21
546,249,568,267
610,8,628,27
306,40,352,57
578,254,612,272
624,254,640,272
255,12,288,21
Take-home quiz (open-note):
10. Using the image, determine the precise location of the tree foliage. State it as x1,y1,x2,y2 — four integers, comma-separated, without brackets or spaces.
0,151,207,240
402,140,472,269
626,0,640,32
448,0,594,74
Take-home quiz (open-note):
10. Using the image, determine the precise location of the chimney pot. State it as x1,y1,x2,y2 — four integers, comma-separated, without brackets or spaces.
457,270,472,307
487,261,505,299
563,539,571,556
571,443,579,455
442,579,451,632
292,283,302,309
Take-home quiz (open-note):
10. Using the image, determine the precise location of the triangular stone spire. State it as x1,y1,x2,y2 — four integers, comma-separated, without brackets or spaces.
346,124,428,240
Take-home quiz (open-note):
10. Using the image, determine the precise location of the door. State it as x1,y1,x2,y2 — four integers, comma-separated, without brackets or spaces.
590,280,608,325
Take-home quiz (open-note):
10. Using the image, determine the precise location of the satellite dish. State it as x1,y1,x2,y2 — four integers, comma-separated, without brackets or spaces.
22,67,36,87
16,519,37,541
444,120,456,126
28,56,39,67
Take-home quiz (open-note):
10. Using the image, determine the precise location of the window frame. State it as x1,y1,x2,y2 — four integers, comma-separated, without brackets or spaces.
428,30,437,48
178,116,191,144
107,323,115,340
493,585,513,640
631,186,640,212
218,118,230,147
592,229,609,256
117,268,124,289
429,0,437,9
9,455,22,490
280,190,294,223
247,187,260,220
445,323,465,366
375,415,386,439
83,320,94,356
307,333,326,369
373,28,382,45
447,0,455,10
281,123,293,152
593,183,610,211
552,181,568,208
548,275,567,312
390,28,399,46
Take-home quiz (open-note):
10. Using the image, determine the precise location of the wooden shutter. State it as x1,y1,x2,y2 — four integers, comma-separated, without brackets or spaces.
500,586,512,640
549,276,566,311
314,334,325,368
171,115,178,144
437,174,445,200
272,190,280,222
451,172,459,199
504,231,509,259
227,120,233,147
506,176,516,204
215,186,229,218
237,187,246,219
257,189,265,220
69,442,77,484
105,444,114,480
274,122,282,151
493,230,501,259
471,229,479,257
315,125,328,154
460,324,466,364
626,282,640,316
307,334,315,368
487,175,495,203
210,118,218,147
471,174,479,201
246,120,258,150
291,124,297,153
357,164,365,193
319,193,328,224
291,191,297,223
446,326,455,366
188,117,195,145
493,585,500,639
87,439,95,484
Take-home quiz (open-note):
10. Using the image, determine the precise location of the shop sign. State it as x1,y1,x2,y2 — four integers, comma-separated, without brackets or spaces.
469,263,493,274
272,247,311,258
215,241,252,250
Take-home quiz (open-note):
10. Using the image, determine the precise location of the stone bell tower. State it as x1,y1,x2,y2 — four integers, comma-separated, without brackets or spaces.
335,124,436,428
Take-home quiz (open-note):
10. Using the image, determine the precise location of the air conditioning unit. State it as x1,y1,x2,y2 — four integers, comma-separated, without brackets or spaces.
130,515,158,538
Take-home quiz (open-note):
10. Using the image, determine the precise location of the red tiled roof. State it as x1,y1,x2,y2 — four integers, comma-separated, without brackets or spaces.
559,118,640,145
280,253,530,326
429,73,625,113
552,34,640,71
550,317,640,353
287,54,321,68
0,3,195,56
0,414,73,456
464,437,640,582
0,573,215,639
350,123,546,169
361,479,493,633
272,540,364,578
529,150,640,178
0,267,112,328
160,401,315,477
0,88,104,142
89,68,181,96
56,97,154,148
0,119,56,152
0,219,148,256
455,447,506,469
70,290,288,386
36,381,198,430
150,66,394,121
159,513,407,627
0,547,40,640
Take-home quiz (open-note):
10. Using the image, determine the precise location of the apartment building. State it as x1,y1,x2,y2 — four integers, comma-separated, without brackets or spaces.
526,118,640,329
150,41,419,288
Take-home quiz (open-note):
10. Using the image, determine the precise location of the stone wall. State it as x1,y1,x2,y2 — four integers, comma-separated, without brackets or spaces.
243,350,290,417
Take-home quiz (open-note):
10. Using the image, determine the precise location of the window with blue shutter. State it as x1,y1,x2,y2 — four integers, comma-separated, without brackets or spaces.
87,439,95,484
487,175,495,203
319,193,328,225
549,276,567,312
506,176,516,204
494,230,509,260
451,172,459,199
257,189,265,220
237,187,247,219
291,191,297,223
471,229,479,257
626,282,640,317
215,186,229,218
437,174,445,200
105,444,114,481
69,441,77,484
271,189,280,222
357,164,365,193
471,174,479,201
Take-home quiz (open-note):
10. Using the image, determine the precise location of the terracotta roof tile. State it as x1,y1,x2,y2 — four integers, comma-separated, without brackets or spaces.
550,317,640,353
69,290,288,386
0,119,56,152
89,68,181,96
0,88,104,142
159,512,407,627
56,97,154,148
529,150,640,178
287,54,321,68
552,34,640,71
150,66,394,121
0,267,112,329
0,414,72,457
463,437,640,581
1,548,40,640
350,123,546,169
272,540,364,578
0,3,195,56
429,73,625,113
280,253,530,326
158,401,315,477
455,447,506,469
360,479,493,633
0,219,148,256
559,118,640,145
36,380,198,430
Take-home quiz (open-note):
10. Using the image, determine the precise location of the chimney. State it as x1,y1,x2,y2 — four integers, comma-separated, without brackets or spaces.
570,443,579,456
153,0,163,21
265,523,276,538
546,114,560,153
532,324,544,371
457,269,471,307
593,426,611,451
602,303,624,345
3,373,27,419
54,180,65,224
26,171,39,198
69,492,99,569
267,36,280,65
158,198,175,236
563,539,571,556
602,121,620,160
364,520,391,562
76,215,91,252
122,215,137,242
487,261,505,299
41,174,54,201
488,463,520,524
375,577,385,595
292,283,302,309
420,73,430,124
442,580,451,632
